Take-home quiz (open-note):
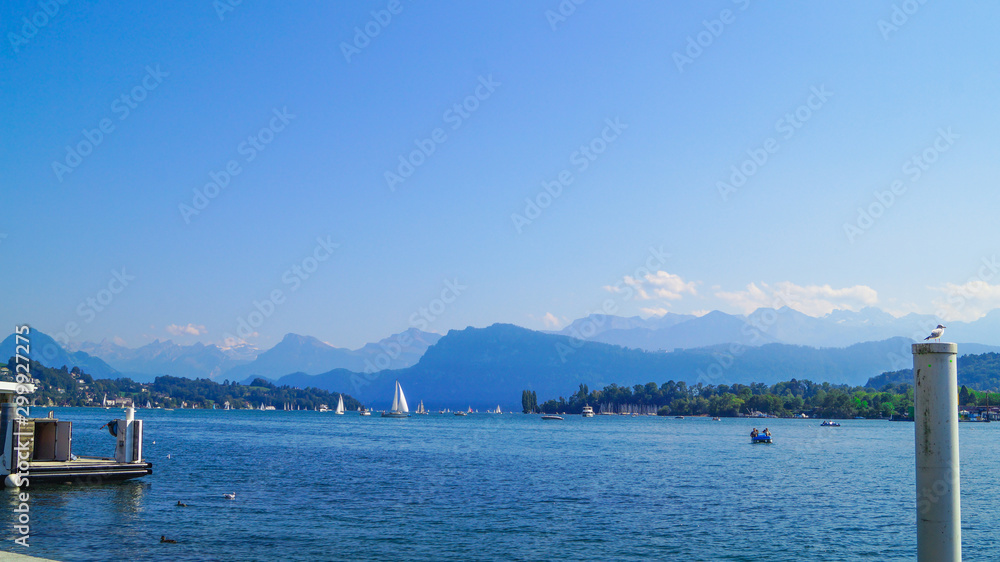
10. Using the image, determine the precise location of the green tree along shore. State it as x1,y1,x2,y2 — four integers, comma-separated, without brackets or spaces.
3,358,361,410
531,379,915,419
533,351,1000,419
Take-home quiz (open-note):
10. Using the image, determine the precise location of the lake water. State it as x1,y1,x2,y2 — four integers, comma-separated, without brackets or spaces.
4,408,999,561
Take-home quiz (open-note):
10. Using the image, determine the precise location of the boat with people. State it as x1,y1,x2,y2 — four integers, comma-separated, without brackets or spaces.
820,420,841,427
381,381,410,418
358,405,371,416
750,427,772,444
454,410,467,416
581,404,595,418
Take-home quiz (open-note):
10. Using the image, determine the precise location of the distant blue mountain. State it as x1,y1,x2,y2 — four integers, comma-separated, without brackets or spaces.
272,324,923,410
78,338,251,382
1,329,119,379
556,307,1000,351
225,328,440,382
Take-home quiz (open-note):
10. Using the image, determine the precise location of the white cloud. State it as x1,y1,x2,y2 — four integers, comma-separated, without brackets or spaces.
715,282,878,316
166,323,207,336
640,307,669,317
608,270,698,302
931,281,1000,322
542,312,562,329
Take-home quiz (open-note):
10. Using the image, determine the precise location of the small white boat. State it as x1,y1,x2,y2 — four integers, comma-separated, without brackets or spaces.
541,415,563,421
335,394,346,415
581,405,595,418
358,405,371,416
381,381,410,418
416,401,428,415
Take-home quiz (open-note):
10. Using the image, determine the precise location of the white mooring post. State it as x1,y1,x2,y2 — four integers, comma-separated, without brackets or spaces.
913,342,961,562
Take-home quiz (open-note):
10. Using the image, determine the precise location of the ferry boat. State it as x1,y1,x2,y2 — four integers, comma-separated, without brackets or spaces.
0,382,152,488
581,404,595,418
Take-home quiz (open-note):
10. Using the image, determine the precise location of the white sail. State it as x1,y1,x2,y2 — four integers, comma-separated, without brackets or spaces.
391,381,409,413
335,394,345,414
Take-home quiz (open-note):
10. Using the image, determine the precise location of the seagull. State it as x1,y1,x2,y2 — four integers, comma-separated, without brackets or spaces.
924,325,946,341
223,492,236,500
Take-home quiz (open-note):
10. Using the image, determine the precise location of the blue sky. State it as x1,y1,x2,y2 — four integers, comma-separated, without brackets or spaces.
3,1,999,349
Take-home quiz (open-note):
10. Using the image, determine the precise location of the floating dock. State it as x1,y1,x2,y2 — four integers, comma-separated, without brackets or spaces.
0,382,152,487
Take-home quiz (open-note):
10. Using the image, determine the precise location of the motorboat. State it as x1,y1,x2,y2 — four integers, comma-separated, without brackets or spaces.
581,404,595,418
541,415,563,420
820,420,841,427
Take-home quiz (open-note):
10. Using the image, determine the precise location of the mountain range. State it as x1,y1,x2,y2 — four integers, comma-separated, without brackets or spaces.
263,324,928,409
553,307,1000,350
2,327,441,383
7,307,1000,407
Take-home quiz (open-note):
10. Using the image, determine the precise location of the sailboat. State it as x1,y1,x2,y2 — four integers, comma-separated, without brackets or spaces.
415,401,428,415
381,381,410,418
335,394,346,415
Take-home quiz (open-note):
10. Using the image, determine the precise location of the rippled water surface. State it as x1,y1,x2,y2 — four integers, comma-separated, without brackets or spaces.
4,408,1000,561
